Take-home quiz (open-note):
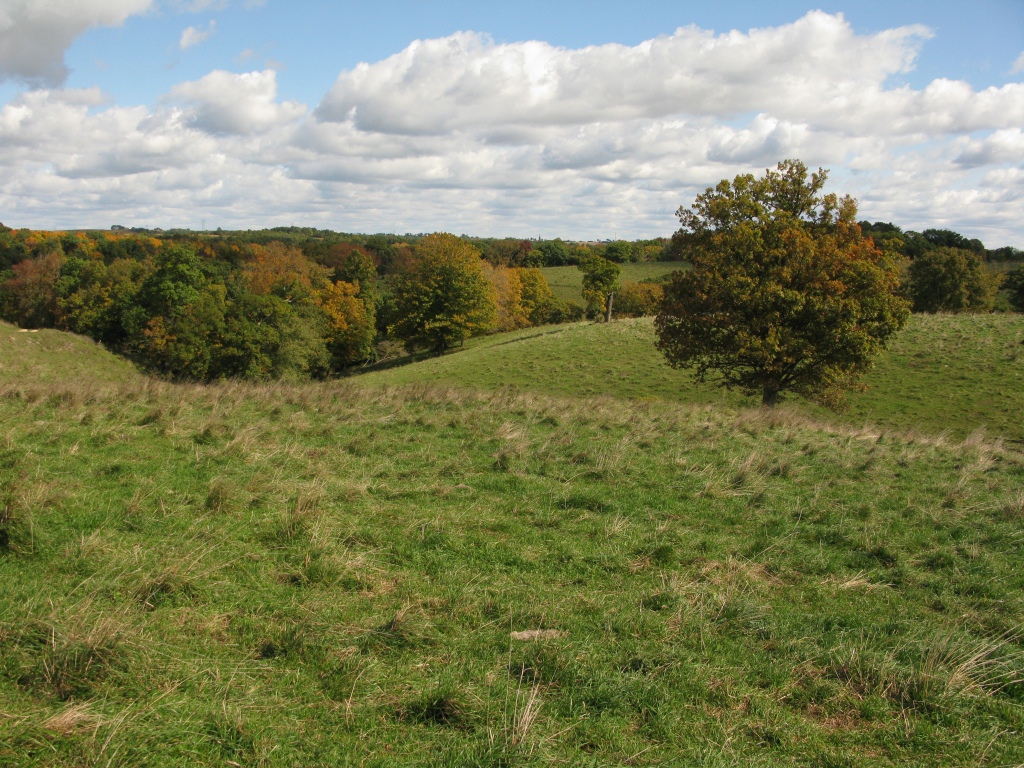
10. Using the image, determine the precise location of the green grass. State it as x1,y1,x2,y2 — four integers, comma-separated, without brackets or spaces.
0,376,1019,765
364,314,1024,442
0,320,140,386
1,328,1023,765
540,262,681,303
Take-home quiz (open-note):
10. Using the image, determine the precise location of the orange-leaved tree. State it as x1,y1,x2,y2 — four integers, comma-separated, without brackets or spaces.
482,262,530,332
655,160,909,408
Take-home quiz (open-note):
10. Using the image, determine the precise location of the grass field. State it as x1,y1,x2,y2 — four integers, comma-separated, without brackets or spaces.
539,262,681,303
362,314,1024,443
1,319,1023,765
0,323,141,386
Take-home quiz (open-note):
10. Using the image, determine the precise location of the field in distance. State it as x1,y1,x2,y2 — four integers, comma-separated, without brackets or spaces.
1,326,1022,765
364,313,1024,443
539,262,680,303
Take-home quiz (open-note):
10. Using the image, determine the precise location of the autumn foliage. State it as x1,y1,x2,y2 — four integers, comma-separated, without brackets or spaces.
390,234,498,353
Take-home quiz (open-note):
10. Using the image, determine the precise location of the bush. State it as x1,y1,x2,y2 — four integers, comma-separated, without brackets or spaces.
614,281,664,318
1003,266,1024,312
907,247,1000,313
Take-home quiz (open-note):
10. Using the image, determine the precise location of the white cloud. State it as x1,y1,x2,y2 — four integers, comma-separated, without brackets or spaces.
316,13,933,134
169,1,265,10
1012,51,1024,75
167,69,306,134
0,12,1021,245
179,20,215,50
955,129,1024,168
0,0,153,86
171,0,228,10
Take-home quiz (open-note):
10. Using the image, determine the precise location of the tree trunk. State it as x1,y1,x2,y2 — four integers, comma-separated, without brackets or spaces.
605,292,614,322
761,385,779,407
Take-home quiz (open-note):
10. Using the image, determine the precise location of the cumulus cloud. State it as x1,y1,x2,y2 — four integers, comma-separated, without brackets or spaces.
0,0,153,86
179,20,215,50
167,69,306,133
171,0,228,10
316,13,933,134
0,11,1021,244
955,129,1024,168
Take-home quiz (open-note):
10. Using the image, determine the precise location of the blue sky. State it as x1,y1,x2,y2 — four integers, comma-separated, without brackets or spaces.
0,0,1022,242
57,1,1023,104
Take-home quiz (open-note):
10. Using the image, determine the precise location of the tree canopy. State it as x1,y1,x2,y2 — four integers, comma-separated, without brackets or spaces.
906,247,1000,314
578,255,620,320
1004,266,1024,312
390,233,497,353
655,160,910,408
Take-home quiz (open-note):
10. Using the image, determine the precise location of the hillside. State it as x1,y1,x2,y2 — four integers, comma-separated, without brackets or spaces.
0,320,140,386
363,314,1024,442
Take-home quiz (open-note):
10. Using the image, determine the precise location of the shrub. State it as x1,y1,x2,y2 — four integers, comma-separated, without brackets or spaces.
614,281,664,318
1003,265,1024,312
907,247,1000,313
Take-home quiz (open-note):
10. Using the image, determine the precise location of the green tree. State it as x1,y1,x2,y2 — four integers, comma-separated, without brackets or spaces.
0,229,29,272
1004,266,1024,312
603,241,636,263
921,229,985,255
579,255,620,320
124,245,227,380
906,247,1000,313
391,234,497,354
535,238,572,266
655,160,909,408
518,268,559,325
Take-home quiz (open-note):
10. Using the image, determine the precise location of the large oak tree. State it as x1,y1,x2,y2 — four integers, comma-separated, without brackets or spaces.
655,160,909,408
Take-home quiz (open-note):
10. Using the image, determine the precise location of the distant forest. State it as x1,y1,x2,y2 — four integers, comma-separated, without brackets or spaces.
0,221,1020,383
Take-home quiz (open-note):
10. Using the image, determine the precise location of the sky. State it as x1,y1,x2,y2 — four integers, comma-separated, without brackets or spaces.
0,1,1022,244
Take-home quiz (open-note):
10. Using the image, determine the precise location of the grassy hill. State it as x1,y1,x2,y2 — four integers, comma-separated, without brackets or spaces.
0,320,140,386
539,262,680,303
363,314,1024,442
2,321,1023,766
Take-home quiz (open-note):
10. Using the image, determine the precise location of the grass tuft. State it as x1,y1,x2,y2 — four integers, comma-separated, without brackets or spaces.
396,685,471,729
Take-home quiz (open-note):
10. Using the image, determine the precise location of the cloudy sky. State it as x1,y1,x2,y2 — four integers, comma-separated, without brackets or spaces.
0,1,1022,244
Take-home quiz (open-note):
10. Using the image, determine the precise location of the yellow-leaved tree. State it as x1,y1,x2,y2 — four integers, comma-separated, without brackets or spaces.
482,262,530,332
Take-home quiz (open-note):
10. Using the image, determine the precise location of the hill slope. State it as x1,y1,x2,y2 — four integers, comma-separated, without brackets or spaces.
363,314,1024,441
0,320,140,386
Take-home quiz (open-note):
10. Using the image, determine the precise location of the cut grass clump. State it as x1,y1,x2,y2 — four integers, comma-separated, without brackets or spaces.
204,478,236,513
0,487,24,553
132,567,198,611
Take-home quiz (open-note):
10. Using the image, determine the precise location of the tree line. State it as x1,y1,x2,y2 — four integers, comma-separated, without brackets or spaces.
0,227,613,381
1,202,1021,387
